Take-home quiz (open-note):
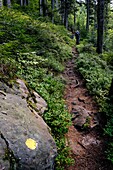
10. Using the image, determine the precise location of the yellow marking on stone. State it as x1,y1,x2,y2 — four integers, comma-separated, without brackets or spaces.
25,138,37,150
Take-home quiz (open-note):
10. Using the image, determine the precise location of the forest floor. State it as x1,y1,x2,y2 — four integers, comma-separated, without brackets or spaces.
63,47,112,170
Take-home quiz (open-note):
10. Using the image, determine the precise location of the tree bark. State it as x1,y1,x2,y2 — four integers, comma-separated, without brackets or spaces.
60,0,64,24
39,0,43,15
24,0,27,6
42,0,47,16
86,0,90,32
96,0,105,54
55,0,59,9
0,0,3,7
20,0,23,6
108,78,113,103
73,0,76,30
104,1,110,37
64,0,68,29
51,0,55,23
7,0,11,7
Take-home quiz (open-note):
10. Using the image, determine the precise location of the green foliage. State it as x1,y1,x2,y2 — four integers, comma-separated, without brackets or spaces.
76,53,113,102
76,4,87,38
17,55,72,169
55,137,74,170
104,29,113,51
76,44,113,164
104,104,113,163
0,8,74,169
106,142,113,164
0,57,18,80
102,52,113,66
83,116,91,130
76,41,96,53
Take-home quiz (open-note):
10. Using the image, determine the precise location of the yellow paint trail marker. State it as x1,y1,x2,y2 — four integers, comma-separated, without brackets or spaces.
25,138,37,150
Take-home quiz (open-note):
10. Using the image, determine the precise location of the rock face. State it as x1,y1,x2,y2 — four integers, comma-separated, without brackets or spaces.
0,80,57,170
71,106,91,129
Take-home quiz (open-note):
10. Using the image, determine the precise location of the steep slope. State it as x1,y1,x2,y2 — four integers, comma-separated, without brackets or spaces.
0,8,75,169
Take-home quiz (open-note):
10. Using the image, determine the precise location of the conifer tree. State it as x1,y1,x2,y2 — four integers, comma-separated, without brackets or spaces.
96,0,105,54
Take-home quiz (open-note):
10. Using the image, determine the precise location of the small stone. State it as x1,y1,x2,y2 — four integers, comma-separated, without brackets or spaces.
71,101,76,105
78,97,85,103
1,111,7,115
72,106,90,128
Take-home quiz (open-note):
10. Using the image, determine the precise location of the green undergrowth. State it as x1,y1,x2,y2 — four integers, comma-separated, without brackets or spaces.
76,42,113,165
76,52,113,102
0,8,74,169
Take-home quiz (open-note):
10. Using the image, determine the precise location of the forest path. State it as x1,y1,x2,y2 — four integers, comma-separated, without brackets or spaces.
63,47,112,170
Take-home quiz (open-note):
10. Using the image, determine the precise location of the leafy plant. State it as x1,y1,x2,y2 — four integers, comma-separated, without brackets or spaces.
76,43,113,165
0,8,74,169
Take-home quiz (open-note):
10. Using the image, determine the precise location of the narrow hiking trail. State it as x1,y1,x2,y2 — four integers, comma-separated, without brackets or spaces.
63,48,112,170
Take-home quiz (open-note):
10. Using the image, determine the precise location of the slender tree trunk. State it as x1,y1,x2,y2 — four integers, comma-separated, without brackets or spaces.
86,0,90,32
74,8,76,29
7,0,11,7
42,0,47,16
0,0,3,7
20,0,23,6
73,0,76,30
104,1,109,37
45,0,48,16
55,0,58,9
51,0,55,23
94,1,97,30
64,0,68,29
108,78,113,103
39,0,43,15
60,0,64,24
96,0,105,54
23,0,26,6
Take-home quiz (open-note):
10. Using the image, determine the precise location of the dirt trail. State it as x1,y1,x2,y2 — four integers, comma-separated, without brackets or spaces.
63,48,112,170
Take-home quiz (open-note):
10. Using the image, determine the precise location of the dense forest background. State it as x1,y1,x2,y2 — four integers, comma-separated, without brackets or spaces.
1,0,113,169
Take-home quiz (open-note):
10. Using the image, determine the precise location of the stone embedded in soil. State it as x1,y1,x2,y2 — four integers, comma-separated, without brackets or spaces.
71,101,76,105
71,106,91,128
78,96,85,103
81,135,101,147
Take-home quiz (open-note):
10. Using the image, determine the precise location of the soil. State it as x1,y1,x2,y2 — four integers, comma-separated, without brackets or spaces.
63,47,113,170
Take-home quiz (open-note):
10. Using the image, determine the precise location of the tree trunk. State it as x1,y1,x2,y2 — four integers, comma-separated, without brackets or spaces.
94,0,97,30
86,0,90,32
42,0,47,16
7,0,11,7
64,0,68,29
104,1,110,38
108,78,113,103
20,0,23,6
39,0,43,15
51,0,55,23
60,0,64,24
0,0,3,7
73,0,76,31
55,0,58,9
23,0,26,6
96,0,105,54
74,8,76,29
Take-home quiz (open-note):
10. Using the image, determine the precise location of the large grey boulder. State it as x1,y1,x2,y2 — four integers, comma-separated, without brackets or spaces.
0,80,57,170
